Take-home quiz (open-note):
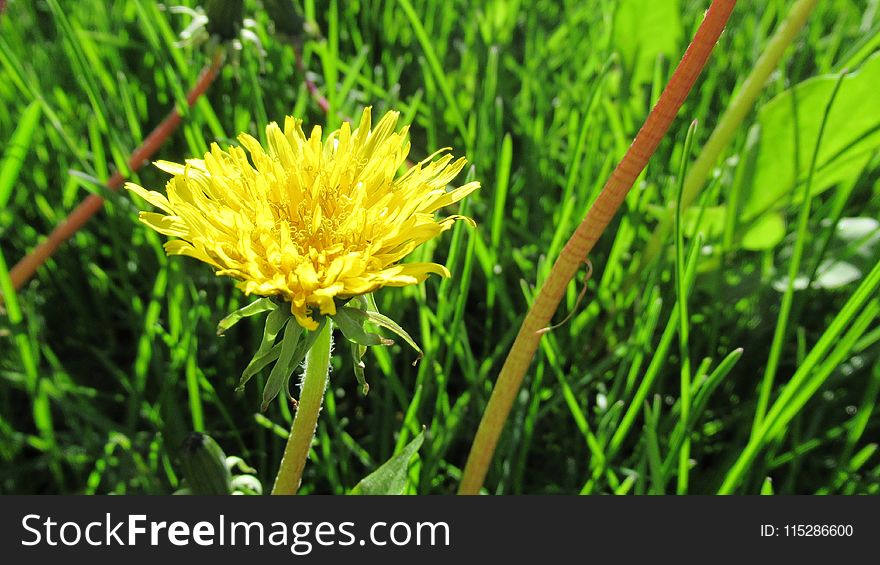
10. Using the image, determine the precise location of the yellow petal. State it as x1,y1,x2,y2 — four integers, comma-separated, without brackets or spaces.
126,183,175,215
126,108,479,311
291,302,319,331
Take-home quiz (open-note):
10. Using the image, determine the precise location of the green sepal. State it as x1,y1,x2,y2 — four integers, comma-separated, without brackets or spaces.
349,308,424,364
239,343,282,390
350,341,369,395
260,318,326,412
334,306,393,347
333,297,423,395
217,297,277,336
237,306,290,391
261,321,303,412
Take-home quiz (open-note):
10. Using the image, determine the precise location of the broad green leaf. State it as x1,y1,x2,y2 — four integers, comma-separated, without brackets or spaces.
680,205,726,239
652,204,727,242
655,204,784,254
741,212,786,251
238,307,290,390
217,297,277,335
612,0,682,84
744,54,880,219
350,431,424,495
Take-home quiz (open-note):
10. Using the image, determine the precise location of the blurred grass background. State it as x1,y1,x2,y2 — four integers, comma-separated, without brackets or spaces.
1,0,878,494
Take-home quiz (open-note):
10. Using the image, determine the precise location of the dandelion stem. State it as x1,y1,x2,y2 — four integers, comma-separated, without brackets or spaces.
458,0,737,495
272,321,333,495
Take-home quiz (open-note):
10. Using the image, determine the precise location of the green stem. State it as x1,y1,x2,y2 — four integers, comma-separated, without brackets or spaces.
457,0,737,495
271,321,333,495
718,72,848,494
637,0,819,272
675,121,698,495
751,71,847,432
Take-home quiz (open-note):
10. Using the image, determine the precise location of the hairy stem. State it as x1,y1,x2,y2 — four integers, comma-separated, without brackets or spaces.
458,0,737,495
272,322,333,495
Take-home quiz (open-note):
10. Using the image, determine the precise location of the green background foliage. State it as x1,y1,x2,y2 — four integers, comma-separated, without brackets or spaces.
0,0,878,494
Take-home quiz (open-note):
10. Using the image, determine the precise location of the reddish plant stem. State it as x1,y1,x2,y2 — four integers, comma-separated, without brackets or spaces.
458,0,738,495
8,51,224,291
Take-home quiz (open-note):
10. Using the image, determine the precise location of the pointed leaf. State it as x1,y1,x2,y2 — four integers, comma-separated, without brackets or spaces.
350,342,369,395
239,343,283,390
238,307,290,390
364,293,380,312
354,308,424,363
217,297,277,335
334,306,392,347
260,319,326,411
350,431,424,495
261,321,304,412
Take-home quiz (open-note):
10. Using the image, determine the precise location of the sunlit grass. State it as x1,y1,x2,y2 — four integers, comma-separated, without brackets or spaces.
0,0,877,494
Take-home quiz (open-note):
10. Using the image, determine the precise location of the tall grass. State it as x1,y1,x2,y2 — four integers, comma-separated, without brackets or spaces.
0,0,877,495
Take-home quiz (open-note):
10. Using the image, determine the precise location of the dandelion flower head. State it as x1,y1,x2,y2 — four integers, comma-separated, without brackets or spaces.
127,108,479,330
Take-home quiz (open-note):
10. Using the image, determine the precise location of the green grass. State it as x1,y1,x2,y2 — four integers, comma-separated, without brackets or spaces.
1,0,878,495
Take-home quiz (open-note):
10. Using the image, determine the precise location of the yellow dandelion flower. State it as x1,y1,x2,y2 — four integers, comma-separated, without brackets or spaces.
126,107,479,330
